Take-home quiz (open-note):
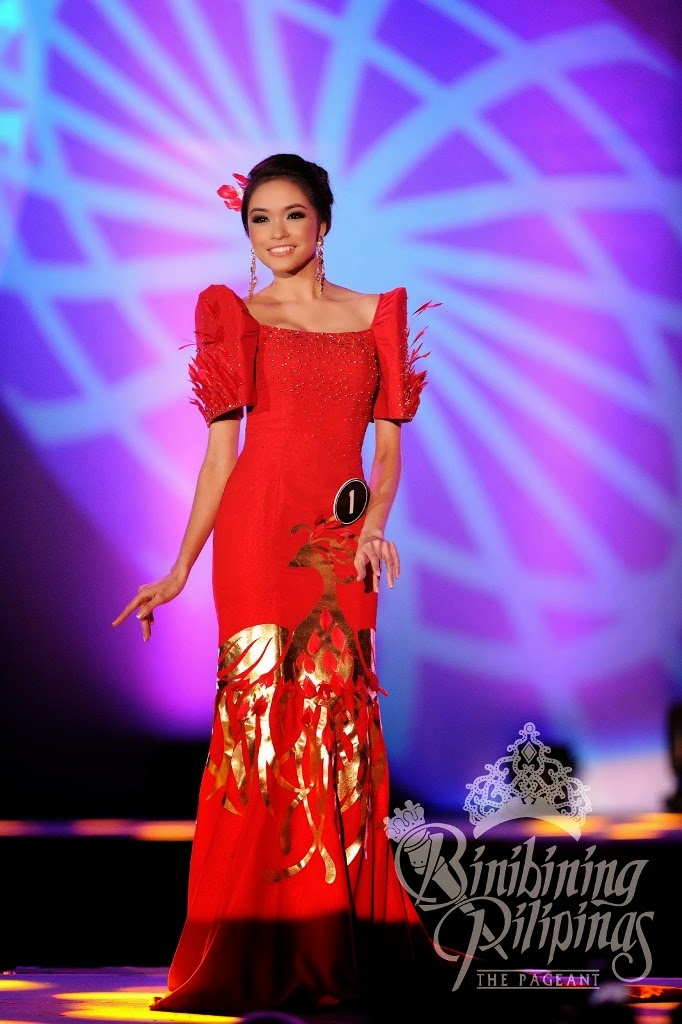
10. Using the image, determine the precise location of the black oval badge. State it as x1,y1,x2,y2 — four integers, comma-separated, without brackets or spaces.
333,478,370,525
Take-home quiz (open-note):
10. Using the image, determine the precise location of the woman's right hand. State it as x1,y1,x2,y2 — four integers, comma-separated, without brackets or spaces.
112,567,188,642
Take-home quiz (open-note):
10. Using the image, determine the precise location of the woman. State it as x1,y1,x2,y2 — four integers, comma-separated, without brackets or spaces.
113,154,451,1016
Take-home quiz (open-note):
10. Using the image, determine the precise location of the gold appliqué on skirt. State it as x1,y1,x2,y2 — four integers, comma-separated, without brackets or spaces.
206,514,387,884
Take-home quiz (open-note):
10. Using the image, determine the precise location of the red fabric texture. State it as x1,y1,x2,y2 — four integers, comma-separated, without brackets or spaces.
152,285,454,1016
189,286,259,424
370,285,428,421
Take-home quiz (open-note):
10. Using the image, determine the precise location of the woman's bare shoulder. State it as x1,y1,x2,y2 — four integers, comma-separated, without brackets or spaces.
327,284,381,316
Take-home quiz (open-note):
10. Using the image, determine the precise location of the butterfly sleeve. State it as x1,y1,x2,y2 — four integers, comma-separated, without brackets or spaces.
370,286,430,423
188,284,259,425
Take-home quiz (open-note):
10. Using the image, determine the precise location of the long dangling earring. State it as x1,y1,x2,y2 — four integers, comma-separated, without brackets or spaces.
315,237,325,297
248,247,258,300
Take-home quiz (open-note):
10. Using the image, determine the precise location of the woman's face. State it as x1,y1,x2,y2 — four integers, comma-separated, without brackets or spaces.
246,178,324,279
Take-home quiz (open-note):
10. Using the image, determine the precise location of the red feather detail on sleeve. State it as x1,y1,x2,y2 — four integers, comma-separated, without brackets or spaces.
189,343,244,425
188,286,258,425
403,299,440,420
370,288,438,423
404,342,429,421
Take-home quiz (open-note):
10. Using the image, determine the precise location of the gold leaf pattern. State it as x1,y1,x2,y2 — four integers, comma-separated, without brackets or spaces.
205,514,386,884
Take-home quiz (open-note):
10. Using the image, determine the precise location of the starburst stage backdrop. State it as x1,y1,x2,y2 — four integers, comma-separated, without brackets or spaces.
1,0,681,814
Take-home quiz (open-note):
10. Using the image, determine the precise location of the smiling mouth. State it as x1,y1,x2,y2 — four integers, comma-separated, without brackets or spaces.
269,245,296,255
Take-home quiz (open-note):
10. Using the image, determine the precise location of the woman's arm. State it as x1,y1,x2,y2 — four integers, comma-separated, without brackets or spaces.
171,413,241,579
112,412,242,640
354,418,403,593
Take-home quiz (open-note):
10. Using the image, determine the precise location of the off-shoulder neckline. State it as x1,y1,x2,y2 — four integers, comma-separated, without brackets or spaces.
217,285,402,336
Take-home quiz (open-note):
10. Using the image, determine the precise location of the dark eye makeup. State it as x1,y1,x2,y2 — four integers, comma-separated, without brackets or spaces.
250,211,306,224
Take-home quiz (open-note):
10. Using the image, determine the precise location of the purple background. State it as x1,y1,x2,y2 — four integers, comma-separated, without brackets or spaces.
1,0,681,818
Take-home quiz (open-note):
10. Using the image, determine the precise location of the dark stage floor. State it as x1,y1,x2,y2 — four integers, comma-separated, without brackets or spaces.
1,968,681,1024
0,969,368,1023
1,815,680,1022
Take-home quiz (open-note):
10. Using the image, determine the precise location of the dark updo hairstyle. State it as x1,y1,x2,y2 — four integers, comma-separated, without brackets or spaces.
240,153,334,236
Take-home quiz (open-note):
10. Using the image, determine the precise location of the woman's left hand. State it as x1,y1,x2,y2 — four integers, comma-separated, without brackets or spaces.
354,528,400,592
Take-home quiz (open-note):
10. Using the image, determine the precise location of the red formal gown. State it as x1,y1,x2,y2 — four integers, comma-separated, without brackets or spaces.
151,284,454,1017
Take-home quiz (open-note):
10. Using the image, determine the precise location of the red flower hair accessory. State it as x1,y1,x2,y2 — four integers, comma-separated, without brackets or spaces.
217,173,250,211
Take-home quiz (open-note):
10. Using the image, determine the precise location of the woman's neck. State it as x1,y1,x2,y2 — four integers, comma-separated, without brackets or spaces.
259,268,323,305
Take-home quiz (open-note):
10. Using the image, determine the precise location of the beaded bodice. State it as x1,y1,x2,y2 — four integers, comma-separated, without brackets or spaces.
244,324,379,465
188,284,429,438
